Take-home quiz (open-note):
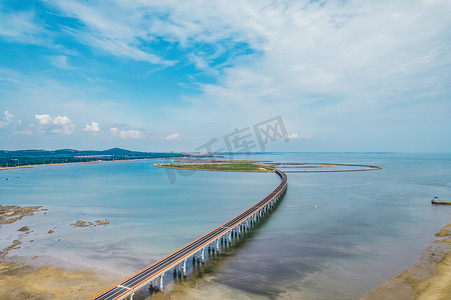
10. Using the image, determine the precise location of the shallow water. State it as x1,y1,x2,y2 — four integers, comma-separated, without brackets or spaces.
1,153,450,299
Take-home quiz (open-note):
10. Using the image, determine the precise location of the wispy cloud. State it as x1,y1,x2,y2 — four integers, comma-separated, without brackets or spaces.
174,0,451,134
0,110,22,128
50,55,73,69
0,9,45,44
165,133,180,141
41,0,263,71
43,0,177,66
286,133,310,140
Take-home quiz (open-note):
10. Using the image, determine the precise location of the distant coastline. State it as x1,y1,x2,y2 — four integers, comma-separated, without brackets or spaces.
0,148,212,171
0,157,160,172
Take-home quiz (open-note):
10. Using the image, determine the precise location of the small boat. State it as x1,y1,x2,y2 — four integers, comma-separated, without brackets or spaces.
431,196,451,205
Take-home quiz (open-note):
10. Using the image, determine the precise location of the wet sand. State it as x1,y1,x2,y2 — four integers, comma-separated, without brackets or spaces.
0,206,116,299
362,223,451,300
0,259,113,300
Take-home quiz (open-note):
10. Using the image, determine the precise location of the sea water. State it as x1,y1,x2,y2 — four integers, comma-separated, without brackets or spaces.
0,153,450,299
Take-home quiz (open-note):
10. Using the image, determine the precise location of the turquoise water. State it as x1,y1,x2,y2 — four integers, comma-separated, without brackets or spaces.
1,153,450,299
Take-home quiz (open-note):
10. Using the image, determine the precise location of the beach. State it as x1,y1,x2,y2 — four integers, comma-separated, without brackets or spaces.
362,223,451,300
0,260,113,300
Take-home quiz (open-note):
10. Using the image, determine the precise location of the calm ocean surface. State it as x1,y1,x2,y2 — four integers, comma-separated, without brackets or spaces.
1,153,450,299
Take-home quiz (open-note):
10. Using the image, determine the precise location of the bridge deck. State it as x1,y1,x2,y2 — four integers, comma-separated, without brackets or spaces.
92,169,287,300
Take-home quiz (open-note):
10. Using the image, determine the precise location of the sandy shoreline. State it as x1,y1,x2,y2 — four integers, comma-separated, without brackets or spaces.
0,206,117,299
362,223,451,300
0,258,114,300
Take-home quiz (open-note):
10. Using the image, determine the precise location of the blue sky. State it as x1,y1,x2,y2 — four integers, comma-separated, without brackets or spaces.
0,0,450,152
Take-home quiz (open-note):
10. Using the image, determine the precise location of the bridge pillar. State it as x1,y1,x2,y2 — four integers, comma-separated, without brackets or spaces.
159,274,164,292
130,290,134,300
216,238,220,251
201,247,205,263
183,259,187,277
228,231,232,242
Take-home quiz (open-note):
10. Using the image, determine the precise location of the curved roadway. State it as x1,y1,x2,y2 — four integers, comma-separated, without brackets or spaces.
92,169,287,300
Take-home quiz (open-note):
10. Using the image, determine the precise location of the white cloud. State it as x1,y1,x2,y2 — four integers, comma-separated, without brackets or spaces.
165,133,180,141
52,115,75,134
50,55,72,69
42,0,177,65
5,110,15,122
16,129,33,135
168,0,451,151
0,110,22,128
286,133,310,140
0,10,45,44
35,114,75,134
87,37,175,65
35,114,52,125
109,127,145,139
41,0,271,70
82,121,101,133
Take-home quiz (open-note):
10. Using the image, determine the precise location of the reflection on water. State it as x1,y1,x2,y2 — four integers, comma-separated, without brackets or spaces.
1,153,451,299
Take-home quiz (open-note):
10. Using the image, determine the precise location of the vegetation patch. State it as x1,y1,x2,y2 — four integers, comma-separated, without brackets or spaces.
155,160,275,172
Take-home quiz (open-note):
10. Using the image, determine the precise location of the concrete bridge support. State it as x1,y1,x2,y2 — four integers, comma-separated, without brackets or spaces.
182,259,187,277
159,274,164,292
